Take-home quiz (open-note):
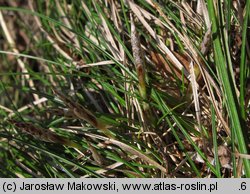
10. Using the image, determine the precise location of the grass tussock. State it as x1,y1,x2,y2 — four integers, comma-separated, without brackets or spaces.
0,0,250,178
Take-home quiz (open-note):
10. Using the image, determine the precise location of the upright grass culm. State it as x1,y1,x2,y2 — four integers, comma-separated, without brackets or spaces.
239,0,250,120
207,0,250,177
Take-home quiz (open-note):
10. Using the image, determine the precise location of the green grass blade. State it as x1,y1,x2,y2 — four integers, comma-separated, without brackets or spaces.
207,0,250,177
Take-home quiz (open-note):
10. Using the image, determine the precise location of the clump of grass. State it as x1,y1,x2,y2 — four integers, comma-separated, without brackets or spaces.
0,0,249,178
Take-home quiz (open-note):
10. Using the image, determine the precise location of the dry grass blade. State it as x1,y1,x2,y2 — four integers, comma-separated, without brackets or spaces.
85,133,167,174
55,0,80,49
0,10,40,102
127,0,190,78
236,153,250,160
92,0,121,61
76,60,115,69
86,140,105,165
28,2,76,65
189,60,201,132
52,89,114,138
9,120,81,150
196,0,210,28
7,97,48,119
82,155,139,178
